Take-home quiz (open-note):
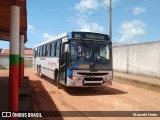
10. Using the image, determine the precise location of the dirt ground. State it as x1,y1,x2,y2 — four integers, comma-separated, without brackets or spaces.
1,69,159,120
22,69,160,120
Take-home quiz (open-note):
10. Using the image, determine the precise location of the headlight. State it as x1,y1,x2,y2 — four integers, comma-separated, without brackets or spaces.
73,76,77,80
104,76,111,80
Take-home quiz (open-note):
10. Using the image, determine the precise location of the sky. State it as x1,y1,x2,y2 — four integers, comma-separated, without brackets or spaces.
0,0,160,48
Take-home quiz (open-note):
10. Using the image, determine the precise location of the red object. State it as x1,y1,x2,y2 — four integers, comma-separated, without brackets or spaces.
9,65,19,112
19,62,24,87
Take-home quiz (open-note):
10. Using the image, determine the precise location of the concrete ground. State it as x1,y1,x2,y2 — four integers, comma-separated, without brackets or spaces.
0,70,31,112
0,70,9,111
0,69,160,120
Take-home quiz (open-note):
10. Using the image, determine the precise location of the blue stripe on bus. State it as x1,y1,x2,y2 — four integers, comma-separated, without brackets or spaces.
67,69,73,77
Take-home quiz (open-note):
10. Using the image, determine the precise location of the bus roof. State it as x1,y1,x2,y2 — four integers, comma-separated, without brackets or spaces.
33,32,68,48
33,31,110,48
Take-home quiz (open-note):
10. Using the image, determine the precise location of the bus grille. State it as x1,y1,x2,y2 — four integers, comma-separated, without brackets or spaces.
78,72,108,76
83,83,102,86
84,77,103,81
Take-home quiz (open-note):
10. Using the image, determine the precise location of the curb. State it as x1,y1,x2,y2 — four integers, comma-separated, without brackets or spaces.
114,76,160,93
19,76,31,113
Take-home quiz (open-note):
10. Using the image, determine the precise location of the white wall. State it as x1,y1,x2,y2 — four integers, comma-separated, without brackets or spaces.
0,56,9,67
0,55,33,68
113,41,160,77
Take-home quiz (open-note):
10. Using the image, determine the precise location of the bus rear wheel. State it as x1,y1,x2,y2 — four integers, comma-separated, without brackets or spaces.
38,67,43,78
54,68,59,81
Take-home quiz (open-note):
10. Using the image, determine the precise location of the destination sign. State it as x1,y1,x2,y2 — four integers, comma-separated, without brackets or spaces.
86,34,105,40
72,32,110,41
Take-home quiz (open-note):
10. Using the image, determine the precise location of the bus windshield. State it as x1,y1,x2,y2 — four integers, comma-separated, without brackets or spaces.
69,40,112,70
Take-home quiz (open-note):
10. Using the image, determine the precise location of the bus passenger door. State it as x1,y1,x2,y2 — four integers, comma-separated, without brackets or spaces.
59,43,68,85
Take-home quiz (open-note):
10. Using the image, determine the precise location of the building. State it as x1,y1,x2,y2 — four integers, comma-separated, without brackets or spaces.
0,48,33,68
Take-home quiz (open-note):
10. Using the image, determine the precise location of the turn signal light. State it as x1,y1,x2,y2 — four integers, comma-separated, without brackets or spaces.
69,76,77,80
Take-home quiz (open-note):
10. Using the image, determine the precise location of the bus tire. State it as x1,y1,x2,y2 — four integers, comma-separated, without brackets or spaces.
54,68,59,81
38,67,43,78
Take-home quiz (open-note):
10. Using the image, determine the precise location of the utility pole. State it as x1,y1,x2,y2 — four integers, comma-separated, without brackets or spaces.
103,0,112,41
109,0,112,41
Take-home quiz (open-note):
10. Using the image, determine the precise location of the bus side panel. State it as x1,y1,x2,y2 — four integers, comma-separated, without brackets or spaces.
36,57,41,71
35,57,59,80
41,57,49,76
47,57,59,80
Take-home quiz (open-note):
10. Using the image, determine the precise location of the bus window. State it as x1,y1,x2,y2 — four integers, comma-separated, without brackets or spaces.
38,47,39,56
40,46,43,57
45,45,47,56
55,40,61,58
34,49,37,58
38,47,41,57
51,42,55,57
43,45,47,57
47,43,50,57
42,46,44,56
37,47,39,57
49,43,52,57
42,46,44,57
44,45,48,57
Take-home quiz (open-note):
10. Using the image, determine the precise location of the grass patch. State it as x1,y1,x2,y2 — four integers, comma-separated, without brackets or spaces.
114,76,160,93
0,65,7,70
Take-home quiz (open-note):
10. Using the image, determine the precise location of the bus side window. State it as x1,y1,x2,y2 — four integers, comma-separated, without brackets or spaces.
37,48,38,57
34,49,36,58
41,46,43,57
40,46,43,57
47,43,50,57
55,40,61,58
43,45,45,57
44,45,47,57
39,46,41,57
35,50,37,57
51,42,55,57
38,47,40,57
44,44,48,57
49,43,52,57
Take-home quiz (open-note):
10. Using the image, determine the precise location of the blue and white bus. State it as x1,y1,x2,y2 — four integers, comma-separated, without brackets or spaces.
33,31,113,87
